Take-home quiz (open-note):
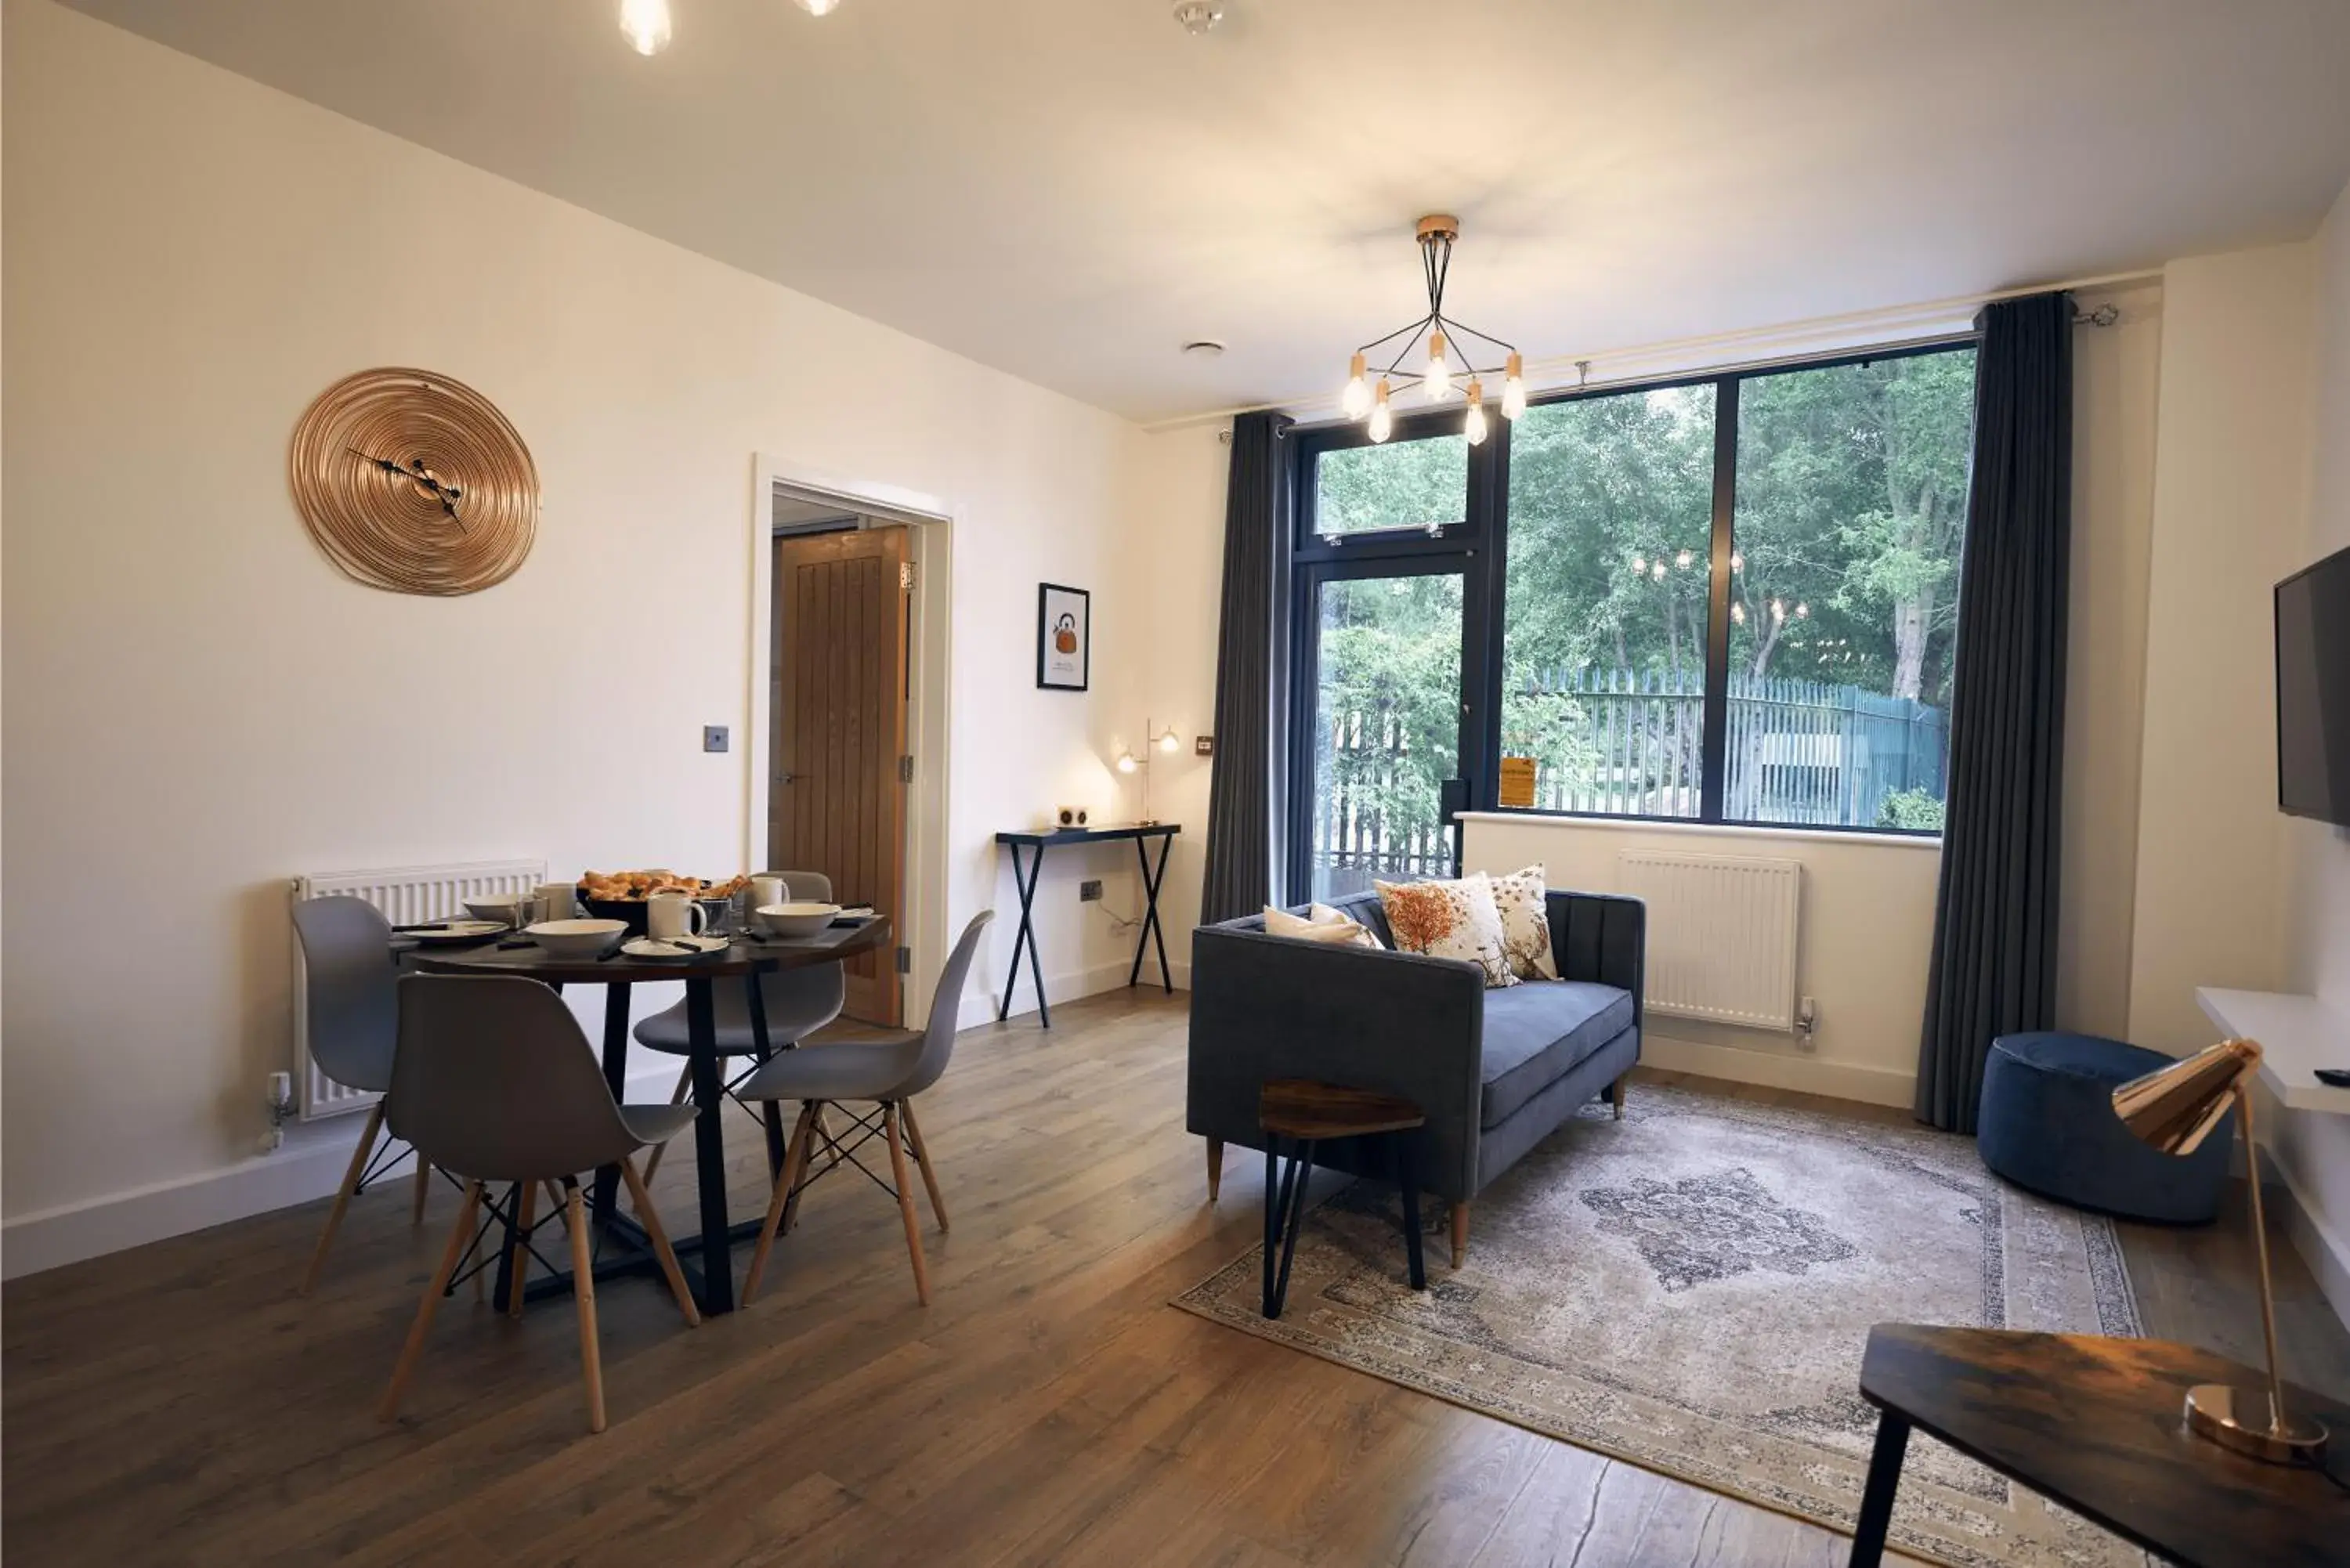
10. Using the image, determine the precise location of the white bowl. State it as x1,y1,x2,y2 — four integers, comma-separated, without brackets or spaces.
526,918,628,959
755,901,841,939
466,894,532,925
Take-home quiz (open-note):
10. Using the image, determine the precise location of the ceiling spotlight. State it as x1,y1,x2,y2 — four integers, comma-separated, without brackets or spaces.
793,0,844,13
620,0,673,55
1181,339,1227,358
1173,2,1224,35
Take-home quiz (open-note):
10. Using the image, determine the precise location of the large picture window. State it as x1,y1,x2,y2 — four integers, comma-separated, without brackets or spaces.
1286,341,1976,892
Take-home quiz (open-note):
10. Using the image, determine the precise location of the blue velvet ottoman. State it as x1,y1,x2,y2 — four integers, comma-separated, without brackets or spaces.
1976,1031,2233,1223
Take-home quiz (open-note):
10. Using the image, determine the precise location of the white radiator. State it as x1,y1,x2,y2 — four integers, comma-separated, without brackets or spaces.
1617,849,1802,1031
290,858,545,1119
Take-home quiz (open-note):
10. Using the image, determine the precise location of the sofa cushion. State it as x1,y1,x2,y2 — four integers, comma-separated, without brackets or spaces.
1478,980,1636,1129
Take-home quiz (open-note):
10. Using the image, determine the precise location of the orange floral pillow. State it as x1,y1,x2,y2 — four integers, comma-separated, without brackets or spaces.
1374,873,1518,988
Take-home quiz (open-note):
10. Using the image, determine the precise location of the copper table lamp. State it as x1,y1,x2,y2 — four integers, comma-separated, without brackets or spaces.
2111,1039,2328,1462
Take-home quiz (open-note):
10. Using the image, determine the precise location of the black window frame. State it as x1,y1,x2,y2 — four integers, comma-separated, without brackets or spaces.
1283,336,1979,896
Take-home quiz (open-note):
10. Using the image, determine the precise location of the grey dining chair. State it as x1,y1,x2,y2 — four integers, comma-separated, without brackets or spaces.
739,910,994,1309
292,895,437,1295
378,974,702,1435
637,870,845,1182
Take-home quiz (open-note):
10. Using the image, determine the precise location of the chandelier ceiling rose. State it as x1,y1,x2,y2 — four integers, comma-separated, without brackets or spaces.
1340,215,1525,446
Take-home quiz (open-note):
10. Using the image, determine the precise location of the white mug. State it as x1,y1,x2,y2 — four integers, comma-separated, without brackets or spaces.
749,875,786,910
536,882,577,925
647,891,709,941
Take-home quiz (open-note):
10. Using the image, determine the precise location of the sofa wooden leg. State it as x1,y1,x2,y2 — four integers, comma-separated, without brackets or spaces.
1612,1073,1628,1120
1206,1137,1225,1204
1448,1201,1469,1270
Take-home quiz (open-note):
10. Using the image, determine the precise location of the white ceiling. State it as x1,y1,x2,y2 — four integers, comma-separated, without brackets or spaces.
60,0,2350,422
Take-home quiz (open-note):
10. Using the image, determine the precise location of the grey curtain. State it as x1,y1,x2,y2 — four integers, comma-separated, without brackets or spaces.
1916,293,2074,1132
1200,411,1293,923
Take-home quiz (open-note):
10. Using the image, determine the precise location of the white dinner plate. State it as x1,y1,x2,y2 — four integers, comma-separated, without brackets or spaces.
403,919,509,945
620,934,729,960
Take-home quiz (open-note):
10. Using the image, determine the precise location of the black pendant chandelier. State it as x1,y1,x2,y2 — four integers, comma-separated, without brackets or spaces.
1341,215,1527,444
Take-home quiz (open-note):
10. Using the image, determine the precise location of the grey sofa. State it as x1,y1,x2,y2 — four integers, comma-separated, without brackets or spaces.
1187,887,1645,1267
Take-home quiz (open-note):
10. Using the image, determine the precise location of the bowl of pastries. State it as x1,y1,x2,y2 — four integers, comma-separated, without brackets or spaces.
577,869,751,936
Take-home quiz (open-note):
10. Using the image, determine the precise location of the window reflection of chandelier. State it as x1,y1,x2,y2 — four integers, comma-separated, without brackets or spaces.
1340,215,1527,446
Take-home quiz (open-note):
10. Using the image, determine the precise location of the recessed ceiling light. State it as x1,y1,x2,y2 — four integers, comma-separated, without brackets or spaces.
1173,3,1224,36
794,0,844,14
1182,339,1227,358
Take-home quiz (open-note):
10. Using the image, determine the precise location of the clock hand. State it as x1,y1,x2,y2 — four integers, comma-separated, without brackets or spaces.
346,446,467,529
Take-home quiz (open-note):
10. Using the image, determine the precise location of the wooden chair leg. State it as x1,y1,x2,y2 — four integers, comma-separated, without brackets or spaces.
900,1097,949,1232
506,1179,536,1321
884,1103,931,1306
380,1178,481,1422
1611,1073,1628,1121
743,1103,816,1306
619,1155,700,1328
564,1180,606,1434
411,1153,432,1225
1206,1136,1225,1204
1449,1201,1470,1270
302,1101,385,1296
640,1064,696,1184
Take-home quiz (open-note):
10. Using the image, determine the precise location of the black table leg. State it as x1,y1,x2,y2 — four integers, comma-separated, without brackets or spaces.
1846,1408,1911,1567
684,977,735,1314
743,970,788,1179
1263,1136,1315,1319
1397,1136,1426,1292
1128,833,1174,992
592,981,633,1249
997,841,1050,1027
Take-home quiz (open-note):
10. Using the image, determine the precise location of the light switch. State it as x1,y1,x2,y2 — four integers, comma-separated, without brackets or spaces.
703,725,729,753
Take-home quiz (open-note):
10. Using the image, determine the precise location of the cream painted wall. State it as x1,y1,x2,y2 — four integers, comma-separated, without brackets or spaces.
2273,178,2350,1324
2125,244,2316,1059
0,0,1152,1261
1463,816,1941,1107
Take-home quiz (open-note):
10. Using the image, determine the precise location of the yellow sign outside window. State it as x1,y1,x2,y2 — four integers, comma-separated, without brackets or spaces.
1498,756,1538,809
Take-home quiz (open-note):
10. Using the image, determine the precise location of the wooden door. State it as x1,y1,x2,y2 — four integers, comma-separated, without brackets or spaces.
770,526,909,1024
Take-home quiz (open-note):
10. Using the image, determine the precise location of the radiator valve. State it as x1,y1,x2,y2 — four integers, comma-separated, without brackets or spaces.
260,1071,295,1153
1795,996,1819,1050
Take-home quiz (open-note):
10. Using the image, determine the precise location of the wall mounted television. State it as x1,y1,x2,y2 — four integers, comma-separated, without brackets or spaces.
2276,542,2350,826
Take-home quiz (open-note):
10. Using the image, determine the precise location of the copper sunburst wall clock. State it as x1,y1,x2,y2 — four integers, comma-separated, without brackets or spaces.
287,367,540,595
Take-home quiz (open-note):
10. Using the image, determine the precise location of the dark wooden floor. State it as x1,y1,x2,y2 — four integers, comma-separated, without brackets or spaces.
6,992,2345,1567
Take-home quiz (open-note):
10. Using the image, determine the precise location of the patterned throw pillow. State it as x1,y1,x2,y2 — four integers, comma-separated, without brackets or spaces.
1374,873,1519,988
1263,904,1382,949
1487,863,1560,981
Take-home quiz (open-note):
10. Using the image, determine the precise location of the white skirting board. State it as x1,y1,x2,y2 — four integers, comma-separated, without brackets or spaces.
963,956,1191,1030
0,1059,682,1281
1636,1031,1916,1109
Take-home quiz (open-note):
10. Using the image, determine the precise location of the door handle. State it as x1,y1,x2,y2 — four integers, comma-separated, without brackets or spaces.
778,771,800,785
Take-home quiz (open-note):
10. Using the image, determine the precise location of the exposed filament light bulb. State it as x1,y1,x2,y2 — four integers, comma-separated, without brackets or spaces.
1341,352,1371,419
1652,560,1668,581
1368,379,1394,443
1676,549,1694,569
1795,602,1810,619
1501,352,1528,420
620,0,673,54
1731,602,1747,625
1462,379,1488,445
1771,599,1786,622
1115,751,1138,775
1730,550,1744,573
1630,555,1647,574
1157,728,1181,754
1423,331,1452,401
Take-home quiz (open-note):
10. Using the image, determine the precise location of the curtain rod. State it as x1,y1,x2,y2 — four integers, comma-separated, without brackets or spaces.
1172,267,2158,436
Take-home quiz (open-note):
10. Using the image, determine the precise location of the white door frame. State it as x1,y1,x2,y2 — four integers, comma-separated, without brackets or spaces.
747,453,956,1026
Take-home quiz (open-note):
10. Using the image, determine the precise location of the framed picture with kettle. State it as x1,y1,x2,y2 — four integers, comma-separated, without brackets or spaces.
1037,582,1090,691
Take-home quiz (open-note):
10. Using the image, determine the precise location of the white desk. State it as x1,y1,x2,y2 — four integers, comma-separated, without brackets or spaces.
2195,987,2350,1115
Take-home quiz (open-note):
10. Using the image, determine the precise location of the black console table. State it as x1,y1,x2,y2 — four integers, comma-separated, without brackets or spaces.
993,823,1179,1027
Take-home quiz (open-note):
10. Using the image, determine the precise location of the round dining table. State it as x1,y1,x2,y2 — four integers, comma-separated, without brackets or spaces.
407,916,892,1315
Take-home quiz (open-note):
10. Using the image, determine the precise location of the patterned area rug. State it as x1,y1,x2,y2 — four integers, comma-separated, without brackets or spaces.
1174,1080,2146,1568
